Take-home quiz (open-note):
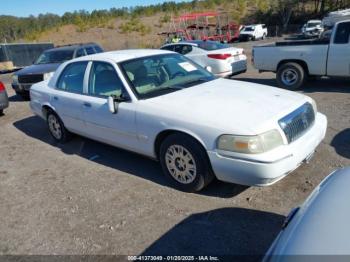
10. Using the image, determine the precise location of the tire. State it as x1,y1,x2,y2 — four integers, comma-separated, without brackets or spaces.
262,33,266,40
16,91,30,101
47,111,72,143
0,109,3,116
276,62,305,90
159,133,214,192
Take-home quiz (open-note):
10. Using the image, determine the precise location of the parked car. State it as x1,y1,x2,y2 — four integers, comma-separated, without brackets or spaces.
264,168,350,259
161,40,247,77
252,20,350,90
30,49,327,192
301,20,323,38
239,24,268,41
0,81,9,115
12,42,103,100
322,8,350,28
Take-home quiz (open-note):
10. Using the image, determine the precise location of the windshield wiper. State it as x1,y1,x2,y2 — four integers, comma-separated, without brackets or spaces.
182,77,214,87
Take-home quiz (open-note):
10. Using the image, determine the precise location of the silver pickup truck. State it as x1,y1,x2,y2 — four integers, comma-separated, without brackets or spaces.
252,20,350,90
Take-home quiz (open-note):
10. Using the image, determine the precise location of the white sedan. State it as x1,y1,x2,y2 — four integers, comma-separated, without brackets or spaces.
30,49,327,192
161,40,247,77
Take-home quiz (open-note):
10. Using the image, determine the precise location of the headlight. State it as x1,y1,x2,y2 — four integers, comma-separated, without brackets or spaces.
217,129,284,154
310,98,317,113
12,74,18,84
43,72,54,80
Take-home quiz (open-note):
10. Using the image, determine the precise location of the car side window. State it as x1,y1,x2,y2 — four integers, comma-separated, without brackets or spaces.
76,48,86,58
334,22,350,44
161,45,174,51
85,46,95,55
181,45,193,55
56,62,88,93
88,62,125,98
173,45,183,54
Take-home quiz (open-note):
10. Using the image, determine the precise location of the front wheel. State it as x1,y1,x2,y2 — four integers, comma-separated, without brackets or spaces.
47,111,72,143
160,133,214,192
276,62,305,90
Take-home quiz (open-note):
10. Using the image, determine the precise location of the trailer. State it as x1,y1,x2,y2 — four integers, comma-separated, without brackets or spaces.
0,42,54,73
161,11,242,44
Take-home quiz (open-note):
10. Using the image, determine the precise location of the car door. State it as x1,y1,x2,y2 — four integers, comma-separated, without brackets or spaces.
81,61,139,151
50,61,88,133
327,21,350,77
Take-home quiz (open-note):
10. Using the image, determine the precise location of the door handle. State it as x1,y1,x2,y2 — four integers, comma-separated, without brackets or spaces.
83,102,91,107
53,96,58,101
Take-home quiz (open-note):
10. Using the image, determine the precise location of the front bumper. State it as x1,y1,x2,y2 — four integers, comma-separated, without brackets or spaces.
208,113,327,186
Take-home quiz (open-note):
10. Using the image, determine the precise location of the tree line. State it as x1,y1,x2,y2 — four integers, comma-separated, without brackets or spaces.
0,0,348,42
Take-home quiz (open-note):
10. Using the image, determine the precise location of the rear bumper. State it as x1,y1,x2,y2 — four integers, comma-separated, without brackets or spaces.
0,91,9,109
214,56,247,77
12,83,32,92
208,113,327,186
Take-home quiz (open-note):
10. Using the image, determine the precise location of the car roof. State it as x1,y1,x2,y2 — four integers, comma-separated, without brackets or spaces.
271,168,350,254
73,49,174,63
45,43,99,53
162,40,223,47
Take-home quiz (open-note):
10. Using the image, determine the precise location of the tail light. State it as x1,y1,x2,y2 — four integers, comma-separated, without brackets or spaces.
207,54,232,60
0,82,5,92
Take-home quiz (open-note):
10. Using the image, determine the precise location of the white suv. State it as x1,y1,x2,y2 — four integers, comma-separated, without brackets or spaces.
239,24,268,41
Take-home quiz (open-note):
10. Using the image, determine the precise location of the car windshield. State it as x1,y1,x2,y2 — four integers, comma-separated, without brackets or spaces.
197,41,229,51
307,22,321,27
35,50,74,64
243,27,255,32
119,54,216,99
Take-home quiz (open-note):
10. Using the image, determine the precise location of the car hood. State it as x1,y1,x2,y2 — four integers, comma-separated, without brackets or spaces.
142,78,309,135
15,63,61,75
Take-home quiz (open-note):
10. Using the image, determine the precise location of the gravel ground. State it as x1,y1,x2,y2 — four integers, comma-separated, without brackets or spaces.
0,38,349,259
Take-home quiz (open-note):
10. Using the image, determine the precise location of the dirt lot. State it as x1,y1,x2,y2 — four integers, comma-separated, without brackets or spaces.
0,38,350,259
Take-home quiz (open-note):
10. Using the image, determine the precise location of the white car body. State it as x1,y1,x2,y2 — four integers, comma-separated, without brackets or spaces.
253,20,350,77
161,41,247,77
264,168,350,259
239,24,268,41
30,49,327,187
301,20,323,38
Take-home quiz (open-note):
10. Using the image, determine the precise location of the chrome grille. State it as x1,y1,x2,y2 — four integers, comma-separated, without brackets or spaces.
18,74,43,84
279,103,315,143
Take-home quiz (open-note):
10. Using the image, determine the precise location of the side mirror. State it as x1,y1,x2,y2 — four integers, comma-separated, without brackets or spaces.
107,94,129,114
108,96,117,114
205,66,212,73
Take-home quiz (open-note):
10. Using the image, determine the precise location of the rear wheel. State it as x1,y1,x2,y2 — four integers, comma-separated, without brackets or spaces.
277,62,305,90
47,111,71,143
0,109,3,116
159,133,214,192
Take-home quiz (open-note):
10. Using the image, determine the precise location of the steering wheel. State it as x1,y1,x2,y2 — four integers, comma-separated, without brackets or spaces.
172,71,185,79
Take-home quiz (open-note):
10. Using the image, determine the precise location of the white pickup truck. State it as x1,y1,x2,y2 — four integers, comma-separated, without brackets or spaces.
252,20,350,90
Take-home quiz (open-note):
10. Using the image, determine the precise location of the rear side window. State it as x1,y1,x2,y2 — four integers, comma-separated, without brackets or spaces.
161,45,175,51
76,48,86,58
85,46,95,55
57,62,88,93
88,62,124,97
93,45,103,53
180,45,192,55
334,22,350,44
